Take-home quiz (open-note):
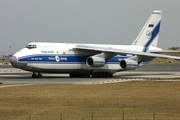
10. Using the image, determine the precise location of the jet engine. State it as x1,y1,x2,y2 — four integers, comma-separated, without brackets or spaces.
86,56,105,67
120,59,139,70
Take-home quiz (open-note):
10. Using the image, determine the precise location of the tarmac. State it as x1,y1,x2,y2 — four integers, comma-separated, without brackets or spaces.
0,63,180,86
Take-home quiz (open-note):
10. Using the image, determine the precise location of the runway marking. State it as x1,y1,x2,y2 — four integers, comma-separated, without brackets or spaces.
84,78,180,84
0,75,27,77
0,84,34,88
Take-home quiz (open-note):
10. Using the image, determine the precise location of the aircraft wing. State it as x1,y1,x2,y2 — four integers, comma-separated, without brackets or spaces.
76,45,180,60
151,50,180,53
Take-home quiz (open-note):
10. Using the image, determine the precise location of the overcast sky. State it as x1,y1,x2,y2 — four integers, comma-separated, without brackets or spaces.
0,0,180,55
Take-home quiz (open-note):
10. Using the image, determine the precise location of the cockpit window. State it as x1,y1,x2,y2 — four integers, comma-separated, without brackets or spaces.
26,44,37,49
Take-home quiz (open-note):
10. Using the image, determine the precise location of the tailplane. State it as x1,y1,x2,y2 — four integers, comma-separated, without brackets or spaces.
132,10,162,52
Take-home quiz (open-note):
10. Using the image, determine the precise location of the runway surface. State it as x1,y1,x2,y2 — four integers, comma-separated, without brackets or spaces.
0,63,180,85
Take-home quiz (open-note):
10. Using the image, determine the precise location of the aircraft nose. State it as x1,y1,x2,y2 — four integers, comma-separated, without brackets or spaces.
10,56,27,69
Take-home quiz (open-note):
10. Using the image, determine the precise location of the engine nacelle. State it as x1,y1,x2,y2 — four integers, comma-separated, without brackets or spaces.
120,59,139,70
86,56,105,67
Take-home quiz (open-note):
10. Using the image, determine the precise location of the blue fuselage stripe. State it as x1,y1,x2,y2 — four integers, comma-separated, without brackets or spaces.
143,21,161,52
18,54,152,64
18,55,130,64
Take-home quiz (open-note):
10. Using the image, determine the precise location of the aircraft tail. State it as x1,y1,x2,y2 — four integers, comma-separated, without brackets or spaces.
132,10,162,52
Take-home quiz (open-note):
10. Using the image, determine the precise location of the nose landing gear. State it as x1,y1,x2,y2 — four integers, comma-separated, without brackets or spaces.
32,73,42,78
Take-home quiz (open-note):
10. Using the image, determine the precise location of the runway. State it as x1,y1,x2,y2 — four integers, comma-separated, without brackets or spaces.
0,63,180,84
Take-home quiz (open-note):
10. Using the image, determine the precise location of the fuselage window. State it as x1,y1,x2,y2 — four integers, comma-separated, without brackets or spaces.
26,44,37,49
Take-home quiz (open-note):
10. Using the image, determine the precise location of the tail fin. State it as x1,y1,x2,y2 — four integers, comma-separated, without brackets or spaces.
132,10,162,52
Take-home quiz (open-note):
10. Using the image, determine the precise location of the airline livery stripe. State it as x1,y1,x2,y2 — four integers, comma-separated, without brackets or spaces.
18,55,129,63
143,21,161,52
18,54,153,64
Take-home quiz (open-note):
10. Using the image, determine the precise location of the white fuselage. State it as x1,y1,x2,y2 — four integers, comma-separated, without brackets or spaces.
12,42,162,75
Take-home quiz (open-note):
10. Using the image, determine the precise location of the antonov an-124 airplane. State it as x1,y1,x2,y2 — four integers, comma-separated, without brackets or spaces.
10,10,180,78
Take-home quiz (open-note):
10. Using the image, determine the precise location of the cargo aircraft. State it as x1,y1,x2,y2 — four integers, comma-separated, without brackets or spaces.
10,10,180,78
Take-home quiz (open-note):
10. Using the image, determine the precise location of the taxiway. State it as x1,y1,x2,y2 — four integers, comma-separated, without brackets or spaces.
0,63,180,84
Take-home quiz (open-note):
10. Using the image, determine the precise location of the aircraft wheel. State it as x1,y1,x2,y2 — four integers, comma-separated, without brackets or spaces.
37,74,42,78
102,72,106,78
96,72,99,78
32,74,37,78
70,74,78,78
107,73,113,78
105,72,109,78
69,74,73,78
92,73,96,78
92,74,95,78
97,72,102,78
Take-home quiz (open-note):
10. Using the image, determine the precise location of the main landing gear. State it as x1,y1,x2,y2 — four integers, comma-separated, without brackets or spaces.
32,72,42,78
92,72,112,78
69,74,91,78
69,72,113,78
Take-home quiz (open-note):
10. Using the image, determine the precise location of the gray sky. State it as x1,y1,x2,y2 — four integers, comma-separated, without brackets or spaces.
0,0,180,55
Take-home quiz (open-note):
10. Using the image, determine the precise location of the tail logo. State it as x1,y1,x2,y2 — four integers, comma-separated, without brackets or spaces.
146,30,152,39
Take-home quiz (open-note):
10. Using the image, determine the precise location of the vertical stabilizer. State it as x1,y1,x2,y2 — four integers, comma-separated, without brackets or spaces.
132,10,162,52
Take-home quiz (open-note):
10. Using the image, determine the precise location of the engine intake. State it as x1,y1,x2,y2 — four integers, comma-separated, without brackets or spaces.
86,56,105,67
120,59,139,70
